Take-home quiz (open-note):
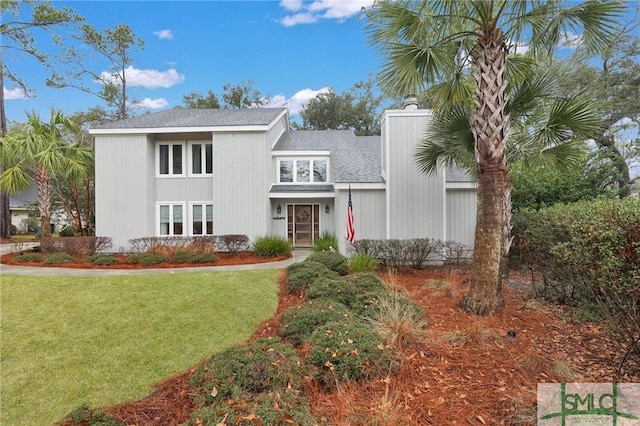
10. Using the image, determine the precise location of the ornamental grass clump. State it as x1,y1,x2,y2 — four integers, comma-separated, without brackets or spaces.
312,231,338,252
348,252,380,273
307,321,398,387
252,235,292,257
367,291,428,347
278,299,354,346
304,250,348,275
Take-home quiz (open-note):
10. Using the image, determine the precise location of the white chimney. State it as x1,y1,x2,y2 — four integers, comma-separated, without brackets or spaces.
402,94,419,110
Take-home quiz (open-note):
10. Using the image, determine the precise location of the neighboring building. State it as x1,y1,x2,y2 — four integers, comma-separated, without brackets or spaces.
90,105,476,254
10,187,36,233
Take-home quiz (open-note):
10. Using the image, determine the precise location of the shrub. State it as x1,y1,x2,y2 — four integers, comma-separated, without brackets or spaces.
187,391,317,426
279,299,354,346
85,255,118,266
312,231,338,252
128,236,218,255
56,404,123,426
307,273,388,315
126,253,169,266
41,236,112,256
13,253,41,263
44,253,77,265
59,226,75,237
307,321,398,386
285,261,339,294
349,252,379,273
216,234,250,253
304,251,348,275
353,238,454,269
189,338,308,408
172,251,196,263
512,197,640,371
191,253,218,264
252,235,292,257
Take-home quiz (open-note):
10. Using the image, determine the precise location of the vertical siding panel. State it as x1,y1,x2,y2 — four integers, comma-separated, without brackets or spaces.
95,134,153,251
446,189,476,247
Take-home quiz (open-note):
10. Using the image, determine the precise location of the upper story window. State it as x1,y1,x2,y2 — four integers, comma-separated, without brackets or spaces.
190,143,213,176
157,141,212,177
278,159,328,183
157,143,185,177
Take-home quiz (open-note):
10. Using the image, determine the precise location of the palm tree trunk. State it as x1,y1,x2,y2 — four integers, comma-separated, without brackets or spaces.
36,166,52,238
460,25,508,315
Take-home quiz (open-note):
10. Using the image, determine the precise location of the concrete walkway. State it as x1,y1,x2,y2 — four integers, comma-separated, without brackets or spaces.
0,246,312,276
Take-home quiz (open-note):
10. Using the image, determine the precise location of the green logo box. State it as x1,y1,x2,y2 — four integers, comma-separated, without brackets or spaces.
538,383,640,425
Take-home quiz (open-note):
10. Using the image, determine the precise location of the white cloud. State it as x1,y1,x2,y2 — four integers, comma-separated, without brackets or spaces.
280,0,374,26
4,87,27,100
99,66,185,89
153,29,174,40
560,32,583,49
130,97,169,110
265,87,331,115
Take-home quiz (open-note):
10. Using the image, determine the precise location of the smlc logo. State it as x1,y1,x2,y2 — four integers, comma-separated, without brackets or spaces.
538,383,640,425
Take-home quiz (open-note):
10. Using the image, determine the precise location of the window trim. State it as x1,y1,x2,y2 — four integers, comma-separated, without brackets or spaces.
189,201,214,236
156,202,186,236
188,142,213,177
277,158,329,184
156,142,186,178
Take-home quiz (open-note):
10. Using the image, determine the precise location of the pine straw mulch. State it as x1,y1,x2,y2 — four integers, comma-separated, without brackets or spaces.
104,267,639,426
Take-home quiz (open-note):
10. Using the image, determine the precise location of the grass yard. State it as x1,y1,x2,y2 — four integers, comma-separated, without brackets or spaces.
0,270,279,425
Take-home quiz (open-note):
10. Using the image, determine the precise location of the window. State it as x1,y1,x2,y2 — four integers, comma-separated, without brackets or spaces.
190,143,213,176
278,159,328,183
191,203,213,235
158,203,184,236
157,143,185,177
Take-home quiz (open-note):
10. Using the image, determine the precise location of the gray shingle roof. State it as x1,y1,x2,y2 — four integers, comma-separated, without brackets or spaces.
93,108,287,129
274,130,383,184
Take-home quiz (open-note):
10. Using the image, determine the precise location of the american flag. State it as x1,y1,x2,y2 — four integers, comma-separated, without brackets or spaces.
346,185,355,244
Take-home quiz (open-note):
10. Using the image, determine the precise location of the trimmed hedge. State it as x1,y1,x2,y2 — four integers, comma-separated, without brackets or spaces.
279,299,354,346
307,272,388,315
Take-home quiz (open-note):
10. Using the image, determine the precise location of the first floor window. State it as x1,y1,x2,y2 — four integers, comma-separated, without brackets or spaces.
158,203,184,236
192,203,213,235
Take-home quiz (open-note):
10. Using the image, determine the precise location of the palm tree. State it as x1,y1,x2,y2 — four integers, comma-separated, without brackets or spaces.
0,109,90,238
366,0,625,314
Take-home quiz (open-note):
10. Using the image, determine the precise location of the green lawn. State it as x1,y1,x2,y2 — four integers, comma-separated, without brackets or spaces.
0,270,279,425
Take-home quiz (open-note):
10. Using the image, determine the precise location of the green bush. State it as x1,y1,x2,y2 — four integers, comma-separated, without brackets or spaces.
44,253,77,265
252,235,292,257
285,261,339,294
312,231,338,252
13,253,41,263
172,251,196,263
126,253,168,266
511,197,640,370
56,404,123,426
307,273,388,315
348,252,380,273
85,255,118,266
304,250,348,275
307,321,398,386
279,299,354,346
191,252,218,264
59,226,75,237
186,391,317,426
189,338,308,408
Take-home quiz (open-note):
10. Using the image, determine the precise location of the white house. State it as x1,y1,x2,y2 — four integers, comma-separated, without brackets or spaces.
89,104,476,254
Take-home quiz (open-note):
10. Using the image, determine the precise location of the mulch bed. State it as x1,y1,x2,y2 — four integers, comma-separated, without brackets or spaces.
95,267,639,426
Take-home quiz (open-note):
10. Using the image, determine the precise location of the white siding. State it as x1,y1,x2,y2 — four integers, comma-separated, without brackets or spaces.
335,188,386,253
446,189,476,247
95,134,154,251
382,110,445,241
212,132,271,242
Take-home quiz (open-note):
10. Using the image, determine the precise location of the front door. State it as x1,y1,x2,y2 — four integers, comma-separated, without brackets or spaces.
287,204,320,247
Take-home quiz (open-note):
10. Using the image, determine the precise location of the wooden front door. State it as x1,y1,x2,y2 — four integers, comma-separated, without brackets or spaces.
287,204,319,247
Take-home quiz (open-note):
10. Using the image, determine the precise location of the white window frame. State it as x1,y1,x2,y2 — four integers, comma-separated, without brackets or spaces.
277,158,329,184
188,142,213,176
156,202,186,236
189,202,214,236
156,142,186,178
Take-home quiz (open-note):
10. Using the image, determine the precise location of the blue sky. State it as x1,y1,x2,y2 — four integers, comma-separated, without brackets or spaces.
4,0,380,123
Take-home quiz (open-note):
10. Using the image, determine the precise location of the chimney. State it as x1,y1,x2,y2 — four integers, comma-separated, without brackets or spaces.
402,94,418,110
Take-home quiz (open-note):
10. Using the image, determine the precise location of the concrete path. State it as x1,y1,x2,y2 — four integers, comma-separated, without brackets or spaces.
0,246,312,276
